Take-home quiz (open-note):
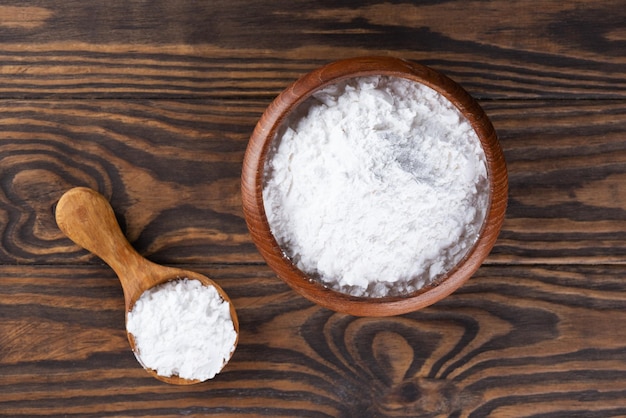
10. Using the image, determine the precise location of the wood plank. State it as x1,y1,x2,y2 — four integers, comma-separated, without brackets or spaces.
489,99,626,264
0,1,624,99
0,98,263,264
1,99,626,265
1,263,626,416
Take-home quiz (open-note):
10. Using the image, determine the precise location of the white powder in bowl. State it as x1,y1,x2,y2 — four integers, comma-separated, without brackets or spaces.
263,75,489,298
126,278,237,381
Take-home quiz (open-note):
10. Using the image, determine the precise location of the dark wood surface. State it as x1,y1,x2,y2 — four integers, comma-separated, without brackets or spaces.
1,1,625,416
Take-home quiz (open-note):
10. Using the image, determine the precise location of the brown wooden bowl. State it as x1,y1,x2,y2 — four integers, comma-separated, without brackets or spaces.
241,56,508,317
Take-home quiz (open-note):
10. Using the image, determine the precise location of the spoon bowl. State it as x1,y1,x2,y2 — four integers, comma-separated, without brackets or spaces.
55,187,239,384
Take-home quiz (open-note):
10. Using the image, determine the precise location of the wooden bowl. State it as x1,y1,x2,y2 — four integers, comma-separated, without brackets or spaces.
241,56,507,316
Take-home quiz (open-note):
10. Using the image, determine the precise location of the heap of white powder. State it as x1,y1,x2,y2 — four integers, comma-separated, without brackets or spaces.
126,278,237,381
263,75,489,298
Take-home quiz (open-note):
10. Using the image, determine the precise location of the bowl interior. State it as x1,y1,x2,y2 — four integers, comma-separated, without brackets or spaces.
241,56,507,316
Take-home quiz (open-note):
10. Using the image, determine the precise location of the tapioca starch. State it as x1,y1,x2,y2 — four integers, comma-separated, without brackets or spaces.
126,278,237,381
263,76,489,297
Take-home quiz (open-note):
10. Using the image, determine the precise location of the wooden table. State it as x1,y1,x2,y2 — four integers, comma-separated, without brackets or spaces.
1,1,625,416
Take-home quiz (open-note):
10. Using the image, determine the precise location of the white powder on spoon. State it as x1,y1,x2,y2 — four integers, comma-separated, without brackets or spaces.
126,278,237,381
263,75,489,298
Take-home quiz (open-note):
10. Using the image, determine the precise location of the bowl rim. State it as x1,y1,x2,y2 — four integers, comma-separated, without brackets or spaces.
241,56,508,316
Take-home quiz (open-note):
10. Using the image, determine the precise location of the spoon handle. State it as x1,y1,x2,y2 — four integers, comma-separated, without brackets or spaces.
55,187,148,304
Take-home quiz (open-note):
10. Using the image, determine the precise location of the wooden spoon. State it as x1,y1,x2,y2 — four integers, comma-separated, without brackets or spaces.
55,187,239,385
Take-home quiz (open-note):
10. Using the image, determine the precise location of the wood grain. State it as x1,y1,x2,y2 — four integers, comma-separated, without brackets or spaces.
2,264,626,416
0,99,260,264
1,99,625,266
489,99,626,264
1,0,625,415
0,1,624,99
